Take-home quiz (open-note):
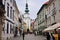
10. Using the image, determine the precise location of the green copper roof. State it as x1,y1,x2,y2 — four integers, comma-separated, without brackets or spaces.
25,3,29,13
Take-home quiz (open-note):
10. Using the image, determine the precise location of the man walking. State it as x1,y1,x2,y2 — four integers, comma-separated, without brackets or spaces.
19,28,22,36
46,32,50,40
22,32,25,40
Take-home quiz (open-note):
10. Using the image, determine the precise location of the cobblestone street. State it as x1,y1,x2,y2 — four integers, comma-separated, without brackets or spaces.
12,34,46,40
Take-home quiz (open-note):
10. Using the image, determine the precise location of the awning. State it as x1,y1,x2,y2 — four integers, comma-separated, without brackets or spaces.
43,26,52,32
43,23,60,32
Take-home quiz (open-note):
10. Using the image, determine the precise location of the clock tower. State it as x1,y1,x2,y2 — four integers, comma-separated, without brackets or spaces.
23,0,31,32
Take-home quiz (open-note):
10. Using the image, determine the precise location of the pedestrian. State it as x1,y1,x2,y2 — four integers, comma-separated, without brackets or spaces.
53,29,58,40
19,28,21,36
57,29,60,40
22,32,25,40
46,32,50,40
50,33,55,40
14,27,18,37
58,34,60,40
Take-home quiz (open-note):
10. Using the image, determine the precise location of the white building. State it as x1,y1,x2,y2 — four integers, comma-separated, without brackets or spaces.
2,0,15,39
23,13,31,30
43,0,60,32
23,0,31,32
14,0,22,36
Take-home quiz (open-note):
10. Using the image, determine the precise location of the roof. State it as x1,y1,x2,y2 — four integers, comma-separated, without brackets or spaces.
37,1,49,15
44,1,49,4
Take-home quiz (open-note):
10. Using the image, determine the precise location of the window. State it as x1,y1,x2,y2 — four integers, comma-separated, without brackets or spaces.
53,3,55,7
53,15,55,21
10,0,14,5
10,24,13,34
7,3,9,17
13,0,14,6
53,3,56,10
52,3,56,15
10,7,12,19
43,13,44,17
45,15,47,19
52,15,55,23
13,10,14,21
10,24,12,33
7,22,9,33
49,7,50,14
52,9,55,15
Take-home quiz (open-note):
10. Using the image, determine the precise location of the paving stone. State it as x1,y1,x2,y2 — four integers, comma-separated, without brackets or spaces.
11,34,46,40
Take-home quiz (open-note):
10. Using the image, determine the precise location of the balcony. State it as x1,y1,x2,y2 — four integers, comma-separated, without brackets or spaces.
0,0,5,13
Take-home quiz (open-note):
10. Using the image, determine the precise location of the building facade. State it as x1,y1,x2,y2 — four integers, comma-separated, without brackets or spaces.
2,0,20,40
23,13,31,32
37,2,48,32
14,0,22,36
37,0,60,32
33,18,38,31
46,0,60,27
30,19,35,32
43,0,60,31
23,0,31,33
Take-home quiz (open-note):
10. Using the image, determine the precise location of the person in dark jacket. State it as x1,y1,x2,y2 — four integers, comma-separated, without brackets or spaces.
14,27,18,37
19,28,22,36
58,33,60,40
46,32,50,40
51,33,55,40
22,32,25,40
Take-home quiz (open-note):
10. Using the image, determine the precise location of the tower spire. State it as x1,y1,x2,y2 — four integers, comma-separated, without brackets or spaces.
25,0,29,13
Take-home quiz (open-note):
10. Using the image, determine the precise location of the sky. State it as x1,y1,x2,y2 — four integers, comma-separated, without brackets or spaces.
16,0,49,19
